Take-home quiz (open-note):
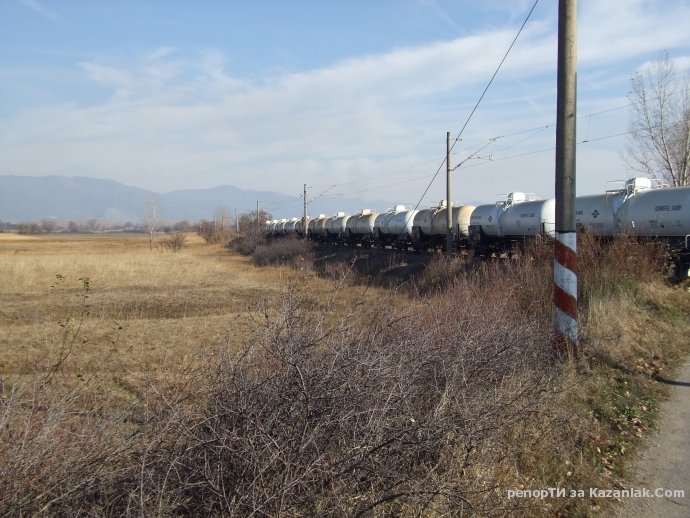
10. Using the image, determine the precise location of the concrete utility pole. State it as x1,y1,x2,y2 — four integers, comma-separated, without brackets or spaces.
256,201,260,235
446,131,453,255
235,208,239,234
554,0,578,355
303,183,308,239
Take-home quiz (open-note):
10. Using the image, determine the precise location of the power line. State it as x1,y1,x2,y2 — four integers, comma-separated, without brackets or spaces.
280,64,688,212
310,156,445,190
404,0,540,220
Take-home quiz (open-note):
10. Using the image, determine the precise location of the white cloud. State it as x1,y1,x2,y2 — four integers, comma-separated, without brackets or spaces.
16,0,60,22
2,0,690,213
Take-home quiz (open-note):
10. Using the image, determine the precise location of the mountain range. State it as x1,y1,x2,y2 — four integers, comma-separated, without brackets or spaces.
0,175,402,224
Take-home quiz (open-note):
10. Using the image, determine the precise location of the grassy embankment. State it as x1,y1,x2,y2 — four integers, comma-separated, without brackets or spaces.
0,232,688,516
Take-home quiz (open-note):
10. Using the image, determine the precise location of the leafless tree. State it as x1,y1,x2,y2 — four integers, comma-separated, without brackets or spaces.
623,51,690,187
41,219,58,233
173,220,192,232
238,209,272,236
142,196,163,251
86,218,99,231
214,205,231,232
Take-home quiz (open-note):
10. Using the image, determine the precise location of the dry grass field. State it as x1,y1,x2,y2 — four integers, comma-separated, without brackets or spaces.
1,231,689,516
0,232,361,400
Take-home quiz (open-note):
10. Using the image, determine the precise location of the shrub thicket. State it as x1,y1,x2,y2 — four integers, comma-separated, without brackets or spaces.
198,219,234,245
251,235,314,268
0,233,686,517
157,232,187,252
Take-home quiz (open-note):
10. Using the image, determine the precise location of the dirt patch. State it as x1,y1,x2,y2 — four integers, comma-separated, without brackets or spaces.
615,358,690,517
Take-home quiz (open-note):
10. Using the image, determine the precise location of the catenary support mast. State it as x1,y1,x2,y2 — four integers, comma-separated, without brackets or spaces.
303,184,308,238
446,131,453,255
554,0,578,355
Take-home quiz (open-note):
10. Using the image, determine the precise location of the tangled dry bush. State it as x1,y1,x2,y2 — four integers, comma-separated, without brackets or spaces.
2,233,682,516
0,315,134,515
577,231,667,308
228,233,266,255
0,261,566,516
197,220,235,245
252,235,315,269
120,271,562,516
157,232,187,252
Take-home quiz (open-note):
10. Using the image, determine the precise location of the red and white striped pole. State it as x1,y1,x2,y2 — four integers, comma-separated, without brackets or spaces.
554,233,577,348
554,0,578,356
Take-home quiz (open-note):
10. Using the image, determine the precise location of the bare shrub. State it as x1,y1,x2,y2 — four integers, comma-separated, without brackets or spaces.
197,219,234,245
157,232,187,252
578,232,666,308
251,235,314,269
0,300,137,516
228,233,265,255
118,270,561,516
3,234,678,516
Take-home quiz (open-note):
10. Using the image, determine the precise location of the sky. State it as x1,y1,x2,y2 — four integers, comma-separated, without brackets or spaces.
2,0,690,216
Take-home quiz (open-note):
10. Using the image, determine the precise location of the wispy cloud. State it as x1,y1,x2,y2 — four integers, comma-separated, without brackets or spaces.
16,0,60,22
418,0,464,35
2,0,690,209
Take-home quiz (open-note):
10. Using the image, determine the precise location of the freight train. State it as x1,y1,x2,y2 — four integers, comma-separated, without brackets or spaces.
265,177,690,276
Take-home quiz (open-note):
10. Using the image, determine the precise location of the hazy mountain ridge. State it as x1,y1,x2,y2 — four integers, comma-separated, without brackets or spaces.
0,175,402,223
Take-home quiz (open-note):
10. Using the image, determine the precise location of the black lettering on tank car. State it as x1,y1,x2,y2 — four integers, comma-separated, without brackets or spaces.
672,205,682,211
655,205,670,211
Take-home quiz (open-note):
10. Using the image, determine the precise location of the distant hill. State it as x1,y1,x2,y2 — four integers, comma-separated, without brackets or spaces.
0,175,401,223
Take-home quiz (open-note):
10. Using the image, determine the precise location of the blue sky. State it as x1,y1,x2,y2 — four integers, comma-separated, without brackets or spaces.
2,0,690,215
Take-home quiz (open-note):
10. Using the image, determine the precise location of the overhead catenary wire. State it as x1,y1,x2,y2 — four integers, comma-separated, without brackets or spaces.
309,115,689,199
397,0,540,230
300,86,687,203
282,48,688,212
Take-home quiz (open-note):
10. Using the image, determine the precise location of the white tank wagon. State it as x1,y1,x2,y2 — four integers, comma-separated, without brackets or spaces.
373,206,406,246
345,209,379,246
412,203,443,240
468,192,532,242
468,192,554,253
274,219,289,236
284,218,300,235
377,208,419,249
468,203,504,239
325,212,350,243
295,217,311,237
577,178,690,276
572,178,659,237
575,192,624,236
411,201,476,250
617,184,690,243
308,215,328,240
501,198,555,238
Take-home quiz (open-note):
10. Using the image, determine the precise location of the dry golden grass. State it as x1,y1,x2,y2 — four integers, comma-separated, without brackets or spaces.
0,233,371,397
1,233,688,516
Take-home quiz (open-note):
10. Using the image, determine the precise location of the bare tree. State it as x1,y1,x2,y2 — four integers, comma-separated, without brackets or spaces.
624,51,690,187
41,219,57,233
213,205,231,231
86,218,99,231
238,209,272,236
142,196,162,251
173,220,192,232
